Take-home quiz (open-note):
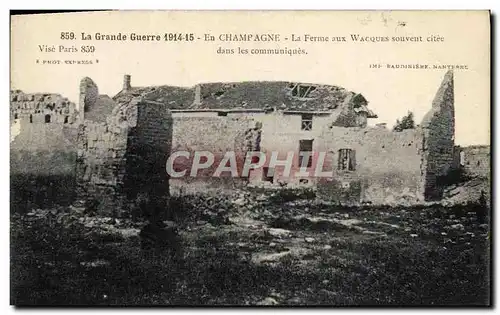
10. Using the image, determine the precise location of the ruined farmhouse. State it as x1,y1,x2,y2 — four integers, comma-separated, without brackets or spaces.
10,70,488,215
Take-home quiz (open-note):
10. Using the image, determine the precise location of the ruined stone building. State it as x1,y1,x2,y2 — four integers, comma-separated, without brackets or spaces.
11,70,464,215
108,72,456,205
454,145,491,179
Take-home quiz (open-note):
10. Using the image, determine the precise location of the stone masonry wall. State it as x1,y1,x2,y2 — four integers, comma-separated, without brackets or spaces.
460,145,490,178
317,126,426,205
75,101,173,218
123,102,172,213
421,71,455,200
75,121,129,217
171,116,259,191
10,90,78,124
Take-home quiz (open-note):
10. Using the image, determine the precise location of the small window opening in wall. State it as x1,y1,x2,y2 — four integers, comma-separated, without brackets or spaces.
29,114,33,123
262,167,274,183
14,113,18,119
301,114,313,131
64,116,69,124
477,161,481,166
299,139,314,168
338,149,356,171
45,114,51,123
218,111,228,117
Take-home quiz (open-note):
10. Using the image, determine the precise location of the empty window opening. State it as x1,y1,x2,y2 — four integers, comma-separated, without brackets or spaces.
14,113,18,119
477,161,481,166
338,149,356,171
301,114,313,131
29,114,33,123
262,167,274,183
299,139,314,168
45,114,51,123
64,116,69,124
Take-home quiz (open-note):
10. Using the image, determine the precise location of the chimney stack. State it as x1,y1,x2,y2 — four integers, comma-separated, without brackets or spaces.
123,74,131,91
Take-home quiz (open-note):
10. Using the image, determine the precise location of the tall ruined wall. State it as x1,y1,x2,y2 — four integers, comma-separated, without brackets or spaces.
79,77,99,115
124,102,172,205
75,100,173,217
10,90,78,124
317,126,426,205
10,121,79,211
171,116,258,190
421,71,455,200
75,121,129,217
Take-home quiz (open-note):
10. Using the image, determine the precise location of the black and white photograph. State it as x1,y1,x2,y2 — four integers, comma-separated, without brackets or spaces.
9,10,491,306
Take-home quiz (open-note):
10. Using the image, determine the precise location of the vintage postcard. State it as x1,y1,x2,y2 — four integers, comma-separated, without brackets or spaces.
10,10,491,306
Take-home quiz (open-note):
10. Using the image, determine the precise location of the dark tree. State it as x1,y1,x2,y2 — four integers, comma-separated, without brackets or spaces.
393,111,416,131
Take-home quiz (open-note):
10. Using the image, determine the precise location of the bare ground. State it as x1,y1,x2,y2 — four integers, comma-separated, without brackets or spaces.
11,190,491,306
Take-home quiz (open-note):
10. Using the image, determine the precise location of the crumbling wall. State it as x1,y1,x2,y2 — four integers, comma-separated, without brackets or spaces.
79,77,116,123
317,126,426,205
10,90,78,124
420,71,455,200
460,145,490,178
75,121,129,217
124,102,172,212
75,100,173,218
80,77,99,114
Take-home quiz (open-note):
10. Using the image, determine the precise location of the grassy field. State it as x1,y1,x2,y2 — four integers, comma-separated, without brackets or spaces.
10,192,491,306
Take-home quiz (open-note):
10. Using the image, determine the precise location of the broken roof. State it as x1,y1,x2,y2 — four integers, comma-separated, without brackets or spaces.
112,81,376,114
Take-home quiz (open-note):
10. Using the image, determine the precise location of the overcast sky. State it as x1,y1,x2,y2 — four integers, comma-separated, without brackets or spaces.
11,11,490,146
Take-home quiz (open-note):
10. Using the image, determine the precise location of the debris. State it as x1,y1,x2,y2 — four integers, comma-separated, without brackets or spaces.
305,237,315,243
450,224,464,230
251,251,290,264
257,297,278,305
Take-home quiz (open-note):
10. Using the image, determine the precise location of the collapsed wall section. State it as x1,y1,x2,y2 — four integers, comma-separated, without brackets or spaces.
10,90,78,124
